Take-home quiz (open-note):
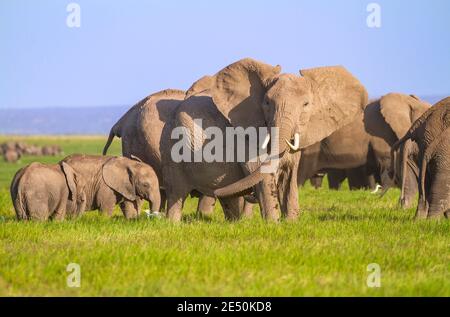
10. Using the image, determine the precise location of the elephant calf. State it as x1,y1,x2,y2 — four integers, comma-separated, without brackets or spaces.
61,154,161,219
10,162,86,221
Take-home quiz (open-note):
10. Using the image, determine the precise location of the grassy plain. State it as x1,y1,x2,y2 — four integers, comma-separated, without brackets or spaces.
0,136,448,296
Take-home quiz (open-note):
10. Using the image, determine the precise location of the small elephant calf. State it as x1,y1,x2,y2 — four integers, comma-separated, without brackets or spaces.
61,154,161,219
10,162,86,221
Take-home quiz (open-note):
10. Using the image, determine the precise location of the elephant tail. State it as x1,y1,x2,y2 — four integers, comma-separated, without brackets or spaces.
103,126,119,155
14,183,28,220
10,168,28,220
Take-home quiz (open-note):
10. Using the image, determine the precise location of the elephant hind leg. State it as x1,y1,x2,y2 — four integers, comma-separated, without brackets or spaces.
426,175,450,219
242,201,254,218
197,195,216,218
166,188,190,222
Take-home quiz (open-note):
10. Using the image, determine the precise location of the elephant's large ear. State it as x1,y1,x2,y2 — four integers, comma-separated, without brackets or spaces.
211,58,281,128
102,157,136,201
61,162,77,201
380,93,431,139
185,75,214,99
300,66,368,147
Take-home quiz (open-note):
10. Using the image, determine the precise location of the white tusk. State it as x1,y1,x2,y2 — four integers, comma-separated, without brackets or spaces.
285,133,300,151
262,134,271,150
371,184,383,194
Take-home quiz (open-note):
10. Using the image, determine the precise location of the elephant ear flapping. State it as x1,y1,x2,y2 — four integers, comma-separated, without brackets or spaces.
299,66,368,148
102,157,137,201
210,58,281,129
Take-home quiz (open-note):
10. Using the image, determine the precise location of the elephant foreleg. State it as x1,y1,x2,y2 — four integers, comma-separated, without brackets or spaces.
219,196,244,221
256,175,281,222
120,200,139,219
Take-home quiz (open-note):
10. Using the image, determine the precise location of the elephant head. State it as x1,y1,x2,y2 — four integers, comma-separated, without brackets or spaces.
102,156,161,218
189,58,367,219
61,161,87,215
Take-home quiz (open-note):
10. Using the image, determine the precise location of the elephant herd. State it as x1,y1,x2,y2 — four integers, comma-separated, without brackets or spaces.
10,58,450,221
1,141,63,163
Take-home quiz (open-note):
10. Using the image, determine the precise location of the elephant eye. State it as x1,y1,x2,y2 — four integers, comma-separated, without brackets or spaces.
143,183,150,187
303,101,309,107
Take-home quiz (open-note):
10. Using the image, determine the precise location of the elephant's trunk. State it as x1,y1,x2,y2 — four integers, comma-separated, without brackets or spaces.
150,189,161,213
214,117,294,197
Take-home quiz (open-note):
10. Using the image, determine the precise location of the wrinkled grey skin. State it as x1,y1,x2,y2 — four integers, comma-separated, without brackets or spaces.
175,58,367,222
62,154,161,219
102,89,219,217
10,162,86,221
391,97,450,219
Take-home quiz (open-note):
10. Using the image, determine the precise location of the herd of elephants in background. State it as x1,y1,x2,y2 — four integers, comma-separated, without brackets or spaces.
8,58,450,222
1,141,63,162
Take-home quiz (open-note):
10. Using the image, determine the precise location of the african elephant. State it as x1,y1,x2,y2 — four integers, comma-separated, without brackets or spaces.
103,89,218,216
10,162,86,221
61,154,161,219
182,58,367,222
391,97,450,219
295,93,430,204
3,149,21,163
365,93,431,206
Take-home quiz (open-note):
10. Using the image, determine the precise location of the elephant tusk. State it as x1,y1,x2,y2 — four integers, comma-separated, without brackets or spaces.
371,184,383,194
285,133,300,151
261,134,271,150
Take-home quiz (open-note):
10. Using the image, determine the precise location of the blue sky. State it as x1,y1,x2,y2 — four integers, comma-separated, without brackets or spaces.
0,0,449,108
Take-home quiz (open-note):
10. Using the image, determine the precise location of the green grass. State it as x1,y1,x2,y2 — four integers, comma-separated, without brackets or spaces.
0,136,449,296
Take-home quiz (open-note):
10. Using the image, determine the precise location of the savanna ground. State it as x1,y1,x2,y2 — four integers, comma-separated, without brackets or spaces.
0,136,448,297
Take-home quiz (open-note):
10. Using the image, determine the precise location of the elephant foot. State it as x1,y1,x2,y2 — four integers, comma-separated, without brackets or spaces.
285,209,300,221
264,209,281,222
427,213,444,220
414,199,428,220
400,198,414,209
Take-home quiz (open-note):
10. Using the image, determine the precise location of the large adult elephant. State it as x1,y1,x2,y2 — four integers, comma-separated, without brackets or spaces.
365,93,431,207
391,97,450,219
295,93,430,206
102,89,218,216
185,58,368,221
